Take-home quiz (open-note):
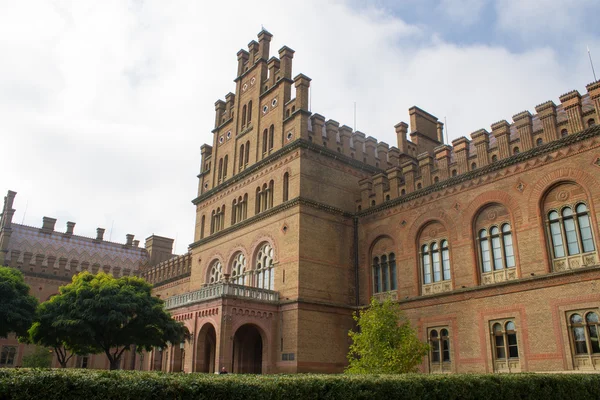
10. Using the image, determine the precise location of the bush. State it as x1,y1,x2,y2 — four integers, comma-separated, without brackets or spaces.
1,369,600,400
21,346,53,369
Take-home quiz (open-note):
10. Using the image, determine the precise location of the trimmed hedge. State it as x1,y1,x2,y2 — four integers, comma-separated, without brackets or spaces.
1,369,600,400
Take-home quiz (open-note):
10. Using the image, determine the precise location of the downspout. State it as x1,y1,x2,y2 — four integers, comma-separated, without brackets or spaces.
353,216,359,307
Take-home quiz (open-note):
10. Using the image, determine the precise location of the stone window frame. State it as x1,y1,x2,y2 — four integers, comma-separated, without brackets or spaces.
566,309,600,370
419,238,452,295
477,222,517,285
428,326,452,373
489,318,520,373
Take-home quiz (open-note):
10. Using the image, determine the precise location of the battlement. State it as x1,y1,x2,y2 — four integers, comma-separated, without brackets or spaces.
139,252,192,287
0,191,179,280
355,83,600,210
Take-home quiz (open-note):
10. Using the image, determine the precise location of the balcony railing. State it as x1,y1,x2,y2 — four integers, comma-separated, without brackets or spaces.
164,282,279,310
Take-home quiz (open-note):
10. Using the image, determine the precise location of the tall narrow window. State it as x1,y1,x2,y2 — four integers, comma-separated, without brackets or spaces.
567,310,600,370
220,205,225,230
421,240,451,287
268,180,274,209
372,252,396,294
256,243,274,290
223,155,228,180
429,327,451,373
262,130,268,154
490,320,520,372
208,260,223,284
255,187,261,214
239,144,245,169
232,199,237,224
283,172,289,202
200,215,205,239
241,105,247,127
217,158,223,183
210,210,215,234
242,194,248,220
247,101,253,124
245,140,250,166
231,253,247,286
269,125,275,151
0,346,16,366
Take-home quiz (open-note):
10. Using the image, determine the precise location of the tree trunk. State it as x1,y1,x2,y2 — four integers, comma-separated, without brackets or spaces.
109,357,121,370
59,361,67,368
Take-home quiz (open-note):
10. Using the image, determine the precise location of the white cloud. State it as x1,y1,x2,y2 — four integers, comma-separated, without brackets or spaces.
436,0,488,26
0,0,598,254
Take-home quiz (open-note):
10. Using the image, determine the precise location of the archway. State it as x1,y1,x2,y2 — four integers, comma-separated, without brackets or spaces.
195,323,216,373
233,324,263,374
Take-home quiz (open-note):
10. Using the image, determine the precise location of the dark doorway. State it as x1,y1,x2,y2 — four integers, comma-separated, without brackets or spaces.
195,323,216,373
233,324,263,374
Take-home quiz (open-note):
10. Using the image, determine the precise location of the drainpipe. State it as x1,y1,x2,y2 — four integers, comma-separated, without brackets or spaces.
353,216,359,307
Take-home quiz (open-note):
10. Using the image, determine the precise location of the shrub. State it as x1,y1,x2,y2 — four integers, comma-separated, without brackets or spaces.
21,346,53,369
1,369,600,400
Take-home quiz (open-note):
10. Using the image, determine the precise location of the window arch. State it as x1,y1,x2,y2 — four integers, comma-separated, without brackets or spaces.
223,155,228,180
241,105,247,127
217,158,223,183
247,101,253,124
255,187,262,214
208,260,223,284
471,162,477,171
262,129,268,154
451,169,457,177
245,140,250,166
513,147,520,155
239,144,245,169
429,327,451,373
200,215,205,239
268,124,274,151
543,182,597,271
561,128,568,137
567,310,600,368
475,204,517,285
255,243,274,290
491,155,498,163
231,253,248,286
418,222,452,295
536,137,543,146
588,118,596,127
283,172,289,202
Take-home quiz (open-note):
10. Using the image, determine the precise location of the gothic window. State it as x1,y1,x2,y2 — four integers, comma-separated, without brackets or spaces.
451,169,457,177
269,125,274,151
536,138,543,146
247,101,253,124
241,105,247,127
208,260,223,284
255,243,274,290
268,180,274,209
283,172,289,202
429,327,451,373
475,204,518,285
471,162,477,171
419,222,452,295
372,253,397,294
513,147,520,155
491,155,498,162
223,155,228,180
0,346,16,366
561,128,568,137
231,253,248,286
588,119,596,127
490,320,520,372
217,158,223,183
255,187,262,214
544,183,597,271
245,140,250,166
417,183,422,189
200,215,205,239
232,199,237,224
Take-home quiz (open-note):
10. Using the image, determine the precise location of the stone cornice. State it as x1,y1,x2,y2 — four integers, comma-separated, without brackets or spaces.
189,197,352,249
192,139,383,206
358,124,600,218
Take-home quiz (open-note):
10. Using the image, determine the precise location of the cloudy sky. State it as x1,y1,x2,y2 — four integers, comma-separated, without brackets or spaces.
1,0,599,254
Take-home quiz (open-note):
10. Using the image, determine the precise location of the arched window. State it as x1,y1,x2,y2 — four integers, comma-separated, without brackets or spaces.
536,137,543,146
231,199,237,225
434,176,439,183
268,180,274,209
451,169,457,177
372,253,396,294
247,101,253,124
262,129,268,154
588,119,596,127
231,253,247,286
283,172,289,202
419,222,452,295
210,210,216,234
255,187,261,214
561,128,568,137
217,158,223,183
401,189,406,196
0,346,17,366
220,205,225,230
544,183,597,271
491,155,498,163
269,124,274,151
239,144,245,169
241,105,247,127
223,155,228,180
475,204,517,284
471,162,477,171
513,147,520,155
255,243,274,290
245,140,250,166
568,311,600,362
200,215,205,239
208,260,223,284
490,320,519,372
429,327,451,373
417,183,422,189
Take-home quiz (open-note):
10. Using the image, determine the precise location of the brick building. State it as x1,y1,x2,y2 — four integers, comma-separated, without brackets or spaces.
3,30,600,374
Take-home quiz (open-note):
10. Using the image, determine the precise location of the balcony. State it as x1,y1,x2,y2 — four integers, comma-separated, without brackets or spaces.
164,283,279,310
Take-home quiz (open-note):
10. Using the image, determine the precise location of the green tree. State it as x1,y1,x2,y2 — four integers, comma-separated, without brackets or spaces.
21,345,53,368
30,272,185,370
0,266,38,338
346,297,428,374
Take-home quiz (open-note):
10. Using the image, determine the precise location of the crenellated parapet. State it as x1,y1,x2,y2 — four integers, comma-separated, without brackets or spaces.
140,252,192,286
355,84,599,210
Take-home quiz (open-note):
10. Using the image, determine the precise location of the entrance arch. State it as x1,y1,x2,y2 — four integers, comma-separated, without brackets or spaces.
233,324,264,374
195,323,216,373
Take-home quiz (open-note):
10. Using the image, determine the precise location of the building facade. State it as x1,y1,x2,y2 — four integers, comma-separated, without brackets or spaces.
2,30,600,374
150,30,600,374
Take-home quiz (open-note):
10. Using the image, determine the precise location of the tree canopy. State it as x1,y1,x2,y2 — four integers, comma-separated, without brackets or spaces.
0,266,38,338
29,272,185,370
346,297,428,374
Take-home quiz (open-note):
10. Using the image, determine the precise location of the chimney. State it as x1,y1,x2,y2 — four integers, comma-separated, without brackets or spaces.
559,90,584,134
96,228,105,241
310,114,326,145
214,100,226,128
65,221,75,235
395,122,409,154
586,81,600,117
126,234,134,246
513,111,534,151
471,129,490,167
338,125,353,155
133,240,140,248
278,46,294,80
293,74,311,111
41,217,57,233
535,101,559,144
377,142,390,169
257,30,272,61
236,49,249,77
451,137,470,174
491,120,511,160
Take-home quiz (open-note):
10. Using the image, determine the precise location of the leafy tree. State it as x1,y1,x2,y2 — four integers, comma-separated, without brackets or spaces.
346,297,428,374
30,272,185,370
21,345,53,368
0,266,38,338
